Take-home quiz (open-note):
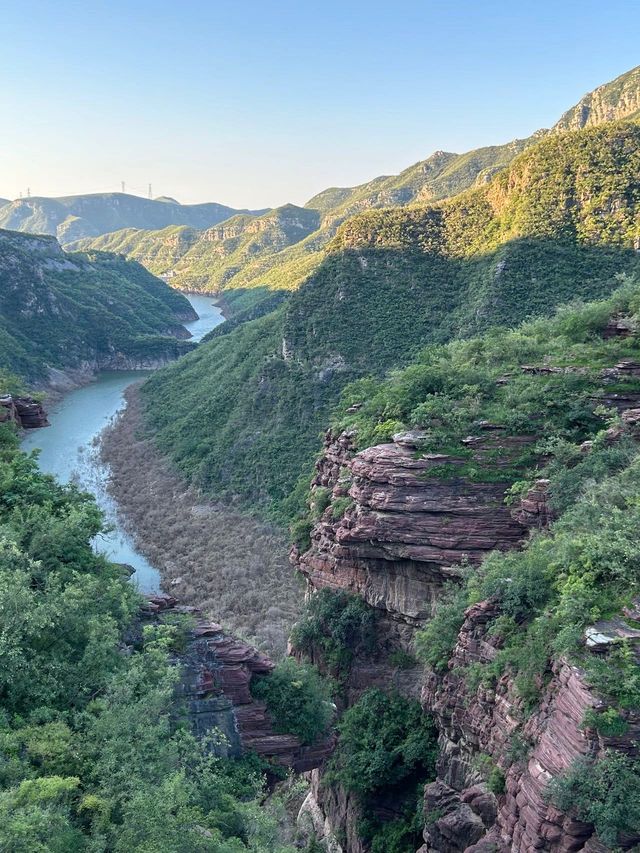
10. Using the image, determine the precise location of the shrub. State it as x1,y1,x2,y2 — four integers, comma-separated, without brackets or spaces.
415,584,468,672
581,707,629,737
250,658,334,745
547,752,640,845
290,589,376,677
327,689,438,799
487,766,506,795
330,496,354,520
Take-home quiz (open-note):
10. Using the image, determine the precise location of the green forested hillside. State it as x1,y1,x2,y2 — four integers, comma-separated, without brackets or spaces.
71,205,321,293
0,229,195,382
142,123,640,523
0,192,266,243
74,65,640,305
0,425,312,852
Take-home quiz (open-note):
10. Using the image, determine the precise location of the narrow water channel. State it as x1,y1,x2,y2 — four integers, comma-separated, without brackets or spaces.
22,293,224,593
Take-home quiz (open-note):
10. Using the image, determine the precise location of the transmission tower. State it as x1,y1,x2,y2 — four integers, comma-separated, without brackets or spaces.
148,183,152,199
121,181,125,194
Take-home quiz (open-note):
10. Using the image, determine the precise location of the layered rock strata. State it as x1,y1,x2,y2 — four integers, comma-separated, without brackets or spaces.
0,394,49,428
420,599,640,852
296,429,534,628
142,593,333,773
294,420,639,852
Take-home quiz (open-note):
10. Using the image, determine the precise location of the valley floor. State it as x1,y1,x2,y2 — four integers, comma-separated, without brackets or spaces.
100,386,302,658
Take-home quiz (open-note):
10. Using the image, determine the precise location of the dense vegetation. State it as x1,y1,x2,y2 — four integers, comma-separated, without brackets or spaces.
0,192,263,244
250,658,333,746
0,423,315,851
0,229,195,381
75,135,540,298
290,589,377,680
326,689,438,853
142,123,640,524
76,66,640,302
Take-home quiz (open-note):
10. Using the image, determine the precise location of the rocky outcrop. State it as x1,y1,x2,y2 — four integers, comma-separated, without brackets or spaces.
420,599,640,852
296,429,535,628
294,419,640,852
142,594,333,774
0,393,49,429
553,65,640,132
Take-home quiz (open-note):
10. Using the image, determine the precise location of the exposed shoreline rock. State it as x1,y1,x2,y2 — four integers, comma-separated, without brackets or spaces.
0,394,49,429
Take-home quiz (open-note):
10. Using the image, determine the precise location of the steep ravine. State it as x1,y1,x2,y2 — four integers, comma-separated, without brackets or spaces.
292,397,640,850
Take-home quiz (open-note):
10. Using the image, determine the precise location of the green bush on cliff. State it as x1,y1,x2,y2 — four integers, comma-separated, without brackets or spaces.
327,688,438,798
251,657,333,745
327,689,438,853
290,589,376,678
415,583,469,672
547,752,640,846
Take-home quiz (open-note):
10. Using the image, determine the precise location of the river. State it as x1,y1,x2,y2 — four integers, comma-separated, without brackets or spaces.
22,293,224,593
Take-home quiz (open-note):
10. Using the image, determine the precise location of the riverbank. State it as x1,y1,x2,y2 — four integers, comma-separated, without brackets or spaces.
31,293,224,406
100,385,302,658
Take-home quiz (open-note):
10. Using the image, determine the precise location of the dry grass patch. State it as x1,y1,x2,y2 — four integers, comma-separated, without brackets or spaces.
100,385,302,658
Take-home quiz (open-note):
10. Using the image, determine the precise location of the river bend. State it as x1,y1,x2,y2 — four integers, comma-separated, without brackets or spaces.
22,293,224,592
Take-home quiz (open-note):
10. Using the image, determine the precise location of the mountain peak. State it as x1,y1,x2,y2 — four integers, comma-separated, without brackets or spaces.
553,64,640,132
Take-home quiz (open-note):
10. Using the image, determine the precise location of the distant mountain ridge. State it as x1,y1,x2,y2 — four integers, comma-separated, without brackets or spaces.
70,204,321,292
553,64,640,131
0,192,268,244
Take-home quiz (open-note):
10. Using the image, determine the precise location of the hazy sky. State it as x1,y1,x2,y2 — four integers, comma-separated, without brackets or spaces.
2,0,639,208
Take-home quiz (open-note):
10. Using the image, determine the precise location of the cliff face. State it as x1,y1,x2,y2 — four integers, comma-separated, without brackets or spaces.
142,593,333,774
553,65,640,132
420,599,640,853
293,423,638,852
296,428,533,629
0,394,49,428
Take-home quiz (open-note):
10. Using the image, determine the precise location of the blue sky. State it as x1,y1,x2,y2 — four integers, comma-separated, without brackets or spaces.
1,0,638,208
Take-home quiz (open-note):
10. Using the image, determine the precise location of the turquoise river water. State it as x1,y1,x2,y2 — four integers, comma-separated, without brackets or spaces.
22,293,225,593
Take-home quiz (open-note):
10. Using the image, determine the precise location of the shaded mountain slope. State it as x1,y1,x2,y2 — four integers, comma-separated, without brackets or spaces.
74,137,542,297
0,228,195,381
140,123,640,522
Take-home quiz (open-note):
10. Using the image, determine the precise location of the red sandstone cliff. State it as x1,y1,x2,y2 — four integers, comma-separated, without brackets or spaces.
143,593,334,774
292,424,637,853
0,394,49,429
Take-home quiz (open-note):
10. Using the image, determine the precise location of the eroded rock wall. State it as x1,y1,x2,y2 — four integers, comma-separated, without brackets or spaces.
293,426,637,852
142,594,334,774
421,599,640,852
0,394,49,428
